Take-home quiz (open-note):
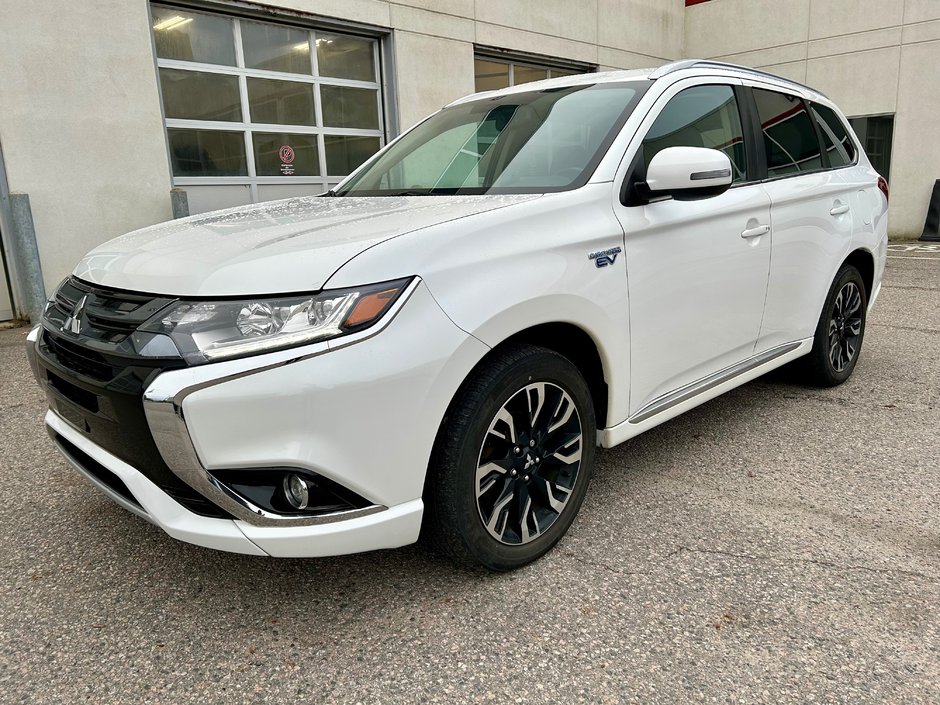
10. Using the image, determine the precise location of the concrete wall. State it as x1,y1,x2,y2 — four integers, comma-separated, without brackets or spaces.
0,1,174,297
282,0,686,128
686,0,940,237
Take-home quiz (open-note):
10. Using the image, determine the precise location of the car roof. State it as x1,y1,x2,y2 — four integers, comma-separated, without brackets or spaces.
447,59,829,108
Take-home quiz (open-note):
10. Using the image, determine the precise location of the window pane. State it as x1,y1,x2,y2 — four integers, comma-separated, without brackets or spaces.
247,78,316,126
811,104,855,168
321,86,379,129
159,68,241,122
316,34,375,81
167,129,247,176
152,6,235,65
549,68,579,78
753,89,822,177
252,133,319,176
849,115,893,179
241,20,312,75
514,64,548,85
475,59,510,91
643,85,747,182
324,135,381,176
339,84,642,194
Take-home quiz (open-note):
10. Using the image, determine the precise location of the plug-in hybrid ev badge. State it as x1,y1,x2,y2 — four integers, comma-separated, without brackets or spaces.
589,247,622,268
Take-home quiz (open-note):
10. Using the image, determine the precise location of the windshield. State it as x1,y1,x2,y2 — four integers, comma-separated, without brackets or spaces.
336,82,647,196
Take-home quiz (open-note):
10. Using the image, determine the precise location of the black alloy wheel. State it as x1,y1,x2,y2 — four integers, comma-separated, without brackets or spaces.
799,264,868,387
827,281,863,373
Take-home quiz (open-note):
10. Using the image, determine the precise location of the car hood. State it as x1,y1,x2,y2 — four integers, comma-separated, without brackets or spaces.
73,194,539,297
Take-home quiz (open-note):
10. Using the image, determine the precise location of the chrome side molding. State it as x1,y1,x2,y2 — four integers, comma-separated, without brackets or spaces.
628,341,802,424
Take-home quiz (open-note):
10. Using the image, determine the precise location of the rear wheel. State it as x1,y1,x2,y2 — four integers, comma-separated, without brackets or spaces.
799,265,868,387
424,344,596,571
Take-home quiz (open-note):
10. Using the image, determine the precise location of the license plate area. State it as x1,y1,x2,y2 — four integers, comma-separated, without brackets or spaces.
47,370,99,413
55,398,91,433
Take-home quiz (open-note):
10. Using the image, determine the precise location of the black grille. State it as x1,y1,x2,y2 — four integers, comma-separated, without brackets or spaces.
37,278,234,521
45,334,115,381
46,277,176,345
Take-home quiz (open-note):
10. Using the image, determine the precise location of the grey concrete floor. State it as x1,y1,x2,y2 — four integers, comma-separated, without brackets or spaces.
1,249,938,704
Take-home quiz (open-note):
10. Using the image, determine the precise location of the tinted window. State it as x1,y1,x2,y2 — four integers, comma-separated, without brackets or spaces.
643,85,747,182
753,89,822,177
811,103,855,168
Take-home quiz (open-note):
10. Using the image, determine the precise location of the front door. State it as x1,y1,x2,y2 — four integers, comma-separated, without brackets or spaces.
613,81,772,416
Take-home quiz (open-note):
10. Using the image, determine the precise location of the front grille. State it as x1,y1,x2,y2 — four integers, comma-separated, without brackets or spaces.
45,334,115,381
37,278,235,521
48,277,175,345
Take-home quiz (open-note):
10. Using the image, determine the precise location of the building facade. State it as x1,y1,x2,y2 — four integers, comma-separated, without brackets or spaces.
0,0,935,321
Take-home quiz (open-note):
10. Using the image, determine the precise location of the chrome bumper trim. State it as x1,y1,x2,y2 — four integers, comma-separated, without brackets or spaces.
141,279,421,527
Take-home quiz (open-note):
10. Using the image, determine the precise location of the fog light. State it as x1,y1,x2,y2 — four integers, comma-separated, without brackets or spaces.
283,474,309,510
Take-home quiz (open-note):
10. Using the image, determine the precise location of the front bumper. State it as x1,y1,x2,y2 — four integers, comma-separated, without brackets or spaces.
46,409,423,556
30,281,489,557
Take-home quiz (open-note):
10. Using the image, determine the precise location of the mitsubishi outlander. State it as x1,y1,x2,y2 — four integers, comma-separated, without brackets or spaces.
27,61,888,570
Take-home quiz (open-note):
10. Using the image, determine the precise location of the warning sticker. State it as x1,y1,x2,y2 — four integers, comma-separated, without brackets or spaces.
278,144,296,175
278,145,295,164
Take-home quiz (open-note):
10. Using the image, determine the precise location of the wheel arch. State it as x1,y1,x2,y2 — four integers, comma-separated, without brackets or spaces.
495,323,610,428
842,247,875,301
453,322,613,430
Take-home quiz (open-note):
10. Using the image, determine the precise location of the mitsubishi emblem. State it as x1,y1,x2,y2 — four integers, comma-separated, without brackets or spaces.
62,294,88,335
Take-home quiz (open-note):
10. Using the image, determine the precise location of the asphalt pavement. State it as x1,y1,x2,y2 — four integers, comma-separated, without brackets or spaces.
1,246,938,704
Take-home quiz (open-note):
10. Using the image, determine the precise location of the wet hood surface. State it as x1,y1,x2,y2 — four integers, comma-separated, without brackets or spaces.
74,194,539,297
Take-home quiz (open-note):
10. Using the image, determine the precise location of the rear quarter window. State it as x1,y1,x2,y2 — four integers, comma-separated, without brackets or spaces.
810,103,856,168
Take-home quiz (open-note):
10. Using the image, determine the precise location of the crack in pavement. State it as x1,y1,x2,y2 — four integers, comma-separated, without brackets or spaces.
667,546,939,582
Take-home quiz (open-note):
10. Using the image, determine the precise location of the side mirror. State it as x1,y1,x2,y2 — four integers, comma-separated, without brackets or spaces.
644,146,733,200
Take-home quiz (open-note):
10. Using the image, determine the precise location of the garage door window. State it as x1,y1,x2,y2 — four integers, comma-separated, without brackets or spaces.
151,5,385,212
474,54,589,92
849,115,894,179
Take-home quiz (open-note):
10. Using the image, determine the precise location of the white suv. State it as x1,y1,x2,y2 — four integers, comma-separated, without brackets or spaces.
27,60,887,570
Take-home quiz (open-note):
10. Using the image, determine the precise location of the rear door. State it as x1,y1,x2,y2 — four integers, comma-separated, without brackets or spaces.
748,86,857,351
612,79,773,416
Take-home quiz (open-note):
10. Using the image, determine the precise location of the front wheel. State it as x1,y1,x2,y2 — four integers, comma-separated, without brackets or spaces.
798,264,868,387
424,344,596,571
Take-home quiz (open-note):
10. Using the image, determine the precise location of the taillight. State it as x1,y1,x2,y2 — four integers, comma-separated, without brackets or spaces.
877,176,889,204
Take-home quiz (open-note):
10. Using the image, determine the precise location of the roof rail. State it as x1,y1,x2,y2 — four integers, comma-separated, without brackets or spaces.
649,59,824,97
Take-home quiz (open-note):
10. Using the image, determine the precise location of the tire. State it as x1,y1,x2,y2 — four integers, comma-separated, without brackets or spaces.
798,264,868,387
424,344,596,571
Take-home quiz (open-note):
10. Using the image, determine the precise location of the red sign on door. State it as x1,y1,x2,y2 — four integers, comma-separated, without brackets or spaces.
278,145,295,164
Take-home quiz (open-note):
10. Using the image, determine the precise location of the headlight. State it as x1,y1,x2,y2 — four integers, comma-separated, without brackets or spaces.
141,278,412,364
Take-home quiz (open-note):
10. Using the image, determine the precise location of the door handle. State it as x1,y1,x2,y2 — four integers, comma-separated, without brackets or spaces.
830,203,850,216
741,224,770,239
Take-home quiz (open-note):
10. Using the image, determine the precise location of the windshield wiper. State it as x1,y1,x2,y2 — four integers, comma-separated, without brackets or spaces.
389,189,434,196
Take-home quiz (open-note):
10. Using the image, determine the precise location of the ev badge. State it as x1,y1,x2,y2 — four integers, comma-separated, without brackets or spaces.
589,246,622,268
62,294,88,335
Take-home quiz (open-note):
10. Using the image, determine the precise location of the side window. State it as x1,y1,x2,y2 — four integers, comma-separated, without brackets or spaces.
752,88,822,177
810,103,856,168
643,84,747,182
